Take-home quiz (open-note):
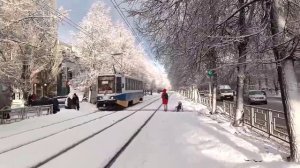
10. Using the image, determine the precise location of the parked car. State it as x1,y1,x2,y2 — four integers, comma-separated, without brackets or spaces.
217,88,234,101
31,97,60,114
244,90,267,105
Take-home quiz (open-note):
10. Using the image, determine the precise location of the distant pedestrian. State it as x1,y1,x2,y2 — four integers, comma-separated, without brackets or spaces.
161,89,169,112
72,93,80,110
27,94,33,106
52,98,60,114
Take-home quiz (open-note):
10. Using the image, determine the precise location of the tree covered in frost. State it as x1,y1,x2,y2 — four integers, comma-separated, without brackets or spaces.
0,0,65,96
122,0,300,162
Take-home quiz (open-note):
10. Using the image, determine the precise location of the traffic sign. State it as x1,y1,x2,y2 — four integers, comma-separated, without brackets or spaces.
207,70,215,77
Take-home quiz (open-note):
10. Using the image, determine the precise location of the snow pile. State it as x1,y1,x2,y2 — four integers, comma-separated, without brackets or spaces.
167,93,207,113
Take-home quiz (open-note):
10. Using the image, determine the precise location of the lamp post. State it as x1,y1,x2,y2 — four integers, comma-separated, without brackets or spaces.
34,83,37,95
43,83,47,97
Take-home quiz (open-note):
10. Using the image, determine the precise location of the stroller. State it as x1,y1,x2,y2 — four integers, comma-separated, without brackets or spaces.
175,101,183,112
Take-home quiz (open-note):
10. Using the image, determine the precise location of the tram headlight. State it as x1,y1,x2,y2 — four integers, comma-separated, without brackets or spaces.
97,96,103,100
110,96,115,100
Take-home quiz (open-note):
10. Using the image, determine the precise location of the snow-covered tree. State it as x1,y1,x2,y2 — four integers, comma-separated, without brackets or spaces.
71,1,165,90
0,0,63,97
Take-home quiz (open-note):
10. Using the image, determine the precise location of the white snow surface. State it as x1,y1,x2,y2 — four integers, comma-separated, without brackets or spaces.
112,93,299,168
0,93,298,168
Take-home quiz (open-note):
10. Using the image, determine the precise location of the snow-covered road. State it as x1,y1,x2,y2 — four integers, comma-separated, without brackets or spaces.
0,95,162,168
0,93,298,168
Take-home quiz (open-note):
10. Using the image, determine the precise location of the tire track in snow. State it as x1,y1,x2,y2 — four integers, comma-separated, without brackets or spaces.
103,94,173,168
0,110,101,140
103,104,162,168
0,97,161,156
0,95,158,140
29,97,162,168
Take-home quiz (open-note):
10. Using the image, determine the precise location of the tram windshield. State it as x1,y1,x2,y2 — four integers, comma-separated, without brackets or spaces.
98,76,115,94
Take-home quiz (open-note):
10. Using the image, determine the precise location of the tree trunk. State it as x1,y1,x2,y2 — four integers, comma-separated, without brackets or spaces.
212,82,217,113
233,0,249,126
208,49,218,113
268,1,300,162
281,59,300,162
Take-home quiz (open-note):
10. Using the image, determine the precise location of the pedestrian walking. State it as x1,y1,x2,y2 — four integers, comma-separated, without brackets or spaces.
72,93,80,111
161,89,169,111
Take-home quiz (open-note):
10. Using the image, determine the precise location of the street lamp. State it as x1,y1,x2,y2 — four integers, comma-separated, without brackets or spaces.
43,83,47,97
34,83,37,94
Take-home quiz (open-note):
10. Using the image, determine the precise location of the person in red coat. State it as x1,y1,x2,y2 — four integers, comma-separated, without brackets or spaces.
161,89,169,111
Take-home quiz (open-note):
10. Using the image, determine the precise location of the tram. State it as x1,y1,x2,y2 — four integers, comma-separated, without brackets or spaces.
96,74,144,110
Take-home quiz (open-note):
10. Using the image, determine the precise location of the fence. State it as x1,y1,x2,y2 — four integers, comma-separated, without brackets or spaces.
0,105,53,124
178,89,289,143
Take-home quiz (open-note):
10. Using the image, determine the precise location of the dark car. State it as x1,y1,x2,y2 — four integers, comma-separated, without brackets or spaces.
31,97,60,114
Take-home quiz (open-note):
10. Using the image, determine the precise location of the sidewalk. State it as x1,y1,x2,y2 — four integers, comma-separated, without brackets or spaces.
111,93,298,168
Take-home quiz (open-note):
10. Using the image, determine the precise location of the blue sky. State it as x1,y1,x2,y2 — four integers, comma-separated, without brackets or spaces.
57,0,119,43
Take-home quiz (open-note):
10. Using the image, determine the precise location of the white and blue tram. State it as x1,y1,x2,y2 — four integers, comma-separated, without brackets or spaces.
96,74,144,110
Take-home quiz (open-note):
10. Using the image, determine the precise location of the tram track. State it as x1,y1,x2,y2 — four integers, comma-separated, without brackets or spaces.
104,104,162,168
0,109,101,140
32,97,162,168
0,94,159,140
0,97,161,156
0,97,162,168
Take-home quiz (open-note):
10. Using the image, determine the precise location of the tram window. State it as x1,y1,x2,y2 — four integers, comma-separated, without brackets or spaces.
116,77,122,93
132,79,135,90
98,76,115,94
128,79,130,90
127,78,130,90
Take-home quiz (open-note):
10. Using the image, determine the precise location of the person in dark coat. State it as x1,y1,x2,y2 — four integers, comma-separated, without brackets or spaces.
52,98,60,114
67,97,72,109
28,94,33,106
161,89,169,112
72,93,80,111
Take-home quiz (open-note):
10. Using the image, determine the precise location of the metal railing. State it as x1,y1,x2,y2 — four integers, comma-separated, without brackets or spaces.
242,104,288,142
179,89,289,143
0,105,53,124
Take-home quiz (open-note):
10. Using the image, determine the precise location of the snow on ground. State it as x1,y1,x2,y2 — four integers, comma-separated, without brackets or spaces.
0,102,97,139
0,92,298,168
40,111,157,168
0,94,162,168
112,92,299,168
0,112,112,154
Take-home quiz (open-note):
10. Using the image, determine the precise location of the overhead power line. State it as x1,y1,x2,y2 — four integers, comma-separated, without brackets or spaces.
33,0,94,39
110,0,143,44
34,0,143,46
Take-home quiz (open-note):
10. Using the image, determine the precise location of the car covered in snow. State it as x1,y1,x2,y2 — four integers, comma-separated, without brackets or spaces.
244,90,267,105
